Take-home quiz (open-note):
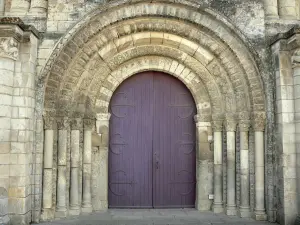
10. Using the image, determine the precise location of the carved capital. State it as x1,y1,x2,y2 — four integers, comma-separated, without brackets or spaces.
225,113,237,132
194,114,211,123
239,120,251,132
71,118,82,130
225,119,237,132
252,112,266,131
83,118,95,130
0,37,18,60
96,113,111,121
43,116,55,130
212,120,223,132
56,117,69,130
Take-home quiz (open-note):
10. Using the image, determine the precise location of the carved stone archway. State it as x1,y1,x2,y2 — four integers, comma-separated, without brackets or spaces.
36,0,268,222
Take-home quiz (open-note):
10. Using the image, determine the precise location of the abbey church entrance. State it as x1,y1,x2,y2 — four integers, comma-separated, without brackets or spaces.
108,72,197,208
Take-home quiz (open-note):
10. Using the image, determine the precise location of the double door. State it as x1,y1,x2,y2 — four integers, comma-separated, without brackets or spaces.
108,72,196,208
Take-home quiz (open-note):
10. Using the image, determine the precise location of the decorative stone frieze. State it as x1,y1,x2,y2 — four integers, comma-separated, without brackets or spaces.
252,112,266,132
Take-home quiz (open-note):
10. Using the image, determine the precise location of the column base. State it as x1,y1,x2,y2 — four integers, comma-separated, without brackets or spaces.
226,206,237,216
41,209,53,221
254,210,267,221
69,206,80,216
239,207,251,218
55,209,68,218
81,205,93,214
213,203,224,213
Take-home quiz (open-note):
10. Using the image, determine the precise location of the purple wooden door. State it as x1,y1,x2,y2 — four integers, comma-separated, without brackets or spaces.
109,72,196,208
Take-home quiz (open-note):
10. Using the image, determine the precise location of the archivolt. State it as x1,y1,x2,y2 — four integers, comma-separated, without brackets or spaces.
41,1,265,118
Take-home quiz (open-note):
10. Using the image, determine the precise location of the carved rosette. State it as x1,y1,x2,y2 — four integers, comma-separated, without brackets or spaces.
83,118,95,131
96,113,111,121
71,118,82,130
194,114,211,123
252,112,266,132
56,117,69,130
0,37,19,60
44,116,55,130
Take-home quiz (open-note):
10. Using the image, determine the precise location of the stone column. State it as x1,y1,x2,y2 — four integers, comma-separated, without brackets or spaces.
239,115,251,218
55,117,68,218
212,115,224,213
278,0,297,19
194,114,214,211
263,0,279,19
69,118,81,215
30,0,48,13
42,116,55,214
82,118,94,213
95,113,111,210
225,116,237,216
10,0,30,14
253,112,267,221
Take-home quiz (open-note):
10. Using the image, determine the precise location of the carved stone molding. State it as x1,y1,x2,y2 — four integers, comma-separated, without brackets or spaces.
252,112,266,132
83,118,95,130
0,37,18,60
56,117,69,130
194,114,211,123
71,118,82,130
44,116,55,130
96,113,111,121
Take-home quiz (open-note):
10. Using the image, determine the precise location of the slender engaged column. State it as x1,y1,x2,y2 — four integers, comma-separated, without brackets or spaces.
263,0,279,19
212,116,224,213
55,117,69,218
42,116,55,214
239,116,251,218
96,113,111,210
225,117,237,216
82,118,94,213
278,0,297,19
253,112,267,221
69,118,81,215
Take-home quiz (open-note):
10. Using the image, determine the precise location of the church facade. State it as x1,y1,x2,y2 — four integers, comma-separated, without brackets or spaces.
0,0,299,224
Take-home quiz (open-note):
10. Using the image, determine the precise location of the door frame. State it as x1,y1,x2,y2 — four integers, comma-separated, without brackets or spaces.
95,70,214,211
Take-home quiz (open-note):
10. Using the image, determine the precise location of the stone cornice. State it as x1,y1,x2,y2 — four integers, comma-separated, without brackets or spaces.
0,17,40,40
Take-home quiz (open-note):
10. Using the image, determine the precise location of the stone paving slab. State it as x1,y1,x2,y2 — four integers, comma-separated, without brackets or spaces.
34,210,278,225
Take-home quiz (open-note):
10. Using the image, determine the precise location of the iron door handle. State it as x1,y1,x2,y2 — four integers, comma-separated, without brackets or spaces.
156,161,159,169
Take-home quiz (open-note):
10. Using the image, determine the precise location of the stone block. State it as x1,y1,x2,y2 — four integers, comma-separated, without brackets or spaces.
8,196,31,214
0,165,9,178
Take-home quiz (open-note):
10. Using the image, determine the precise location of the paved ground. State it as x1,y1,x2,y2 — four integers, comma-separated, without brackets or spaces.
35,209,278,225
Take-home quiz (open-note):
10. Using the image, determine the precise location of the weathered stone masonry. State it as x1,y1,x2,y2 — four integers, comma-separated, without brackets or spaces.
1,0,300,225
